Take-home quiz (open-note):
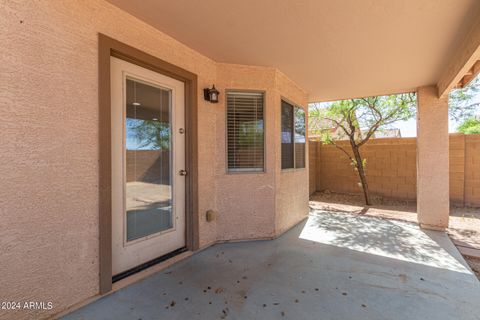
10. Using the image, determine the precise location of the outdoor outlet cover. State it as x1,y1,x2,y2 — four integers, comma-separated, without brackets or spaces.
206,210,216,222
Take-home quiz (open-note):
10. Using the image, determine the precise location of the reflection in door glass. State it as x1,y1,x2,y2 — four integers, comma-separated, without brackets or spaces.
125,78,173,241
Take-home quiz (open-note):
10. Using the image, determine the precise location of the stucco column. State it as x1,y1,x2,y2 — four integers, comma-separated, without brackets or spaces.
416,86,449,230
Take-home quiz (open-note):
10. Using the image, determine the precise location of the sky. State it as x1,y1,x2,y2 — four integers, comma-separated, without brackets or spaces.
393,117,461,137
393,90,480,137
310,82,480,138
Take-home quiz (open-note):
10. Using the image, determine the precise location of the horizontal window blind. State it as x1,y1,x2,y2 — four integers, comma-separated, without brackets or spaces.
227,92,265,172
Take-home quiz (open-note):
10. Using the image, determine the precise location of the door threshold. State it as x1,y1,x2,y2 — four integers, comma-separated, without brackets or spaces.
113,247,188,283
111,249,192,293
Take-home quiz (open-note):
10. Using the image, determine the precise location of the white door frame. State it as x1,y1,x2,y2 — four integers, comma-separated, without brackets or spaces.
110,57,186,276
98,35,199,294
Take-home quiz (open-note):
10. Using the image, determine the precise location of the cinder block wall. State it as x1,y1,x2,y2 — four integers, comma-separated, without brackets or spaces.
126,150,170,183
309,134,480,207
308,141,319,195
450,135,465,204
465,135,480,206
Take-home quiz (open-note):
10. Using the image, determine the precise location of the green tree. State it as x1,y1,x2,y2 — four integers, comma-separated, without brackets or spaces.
449,76,480,122
457,118,480,134
127,119,170,150
310,94,416,205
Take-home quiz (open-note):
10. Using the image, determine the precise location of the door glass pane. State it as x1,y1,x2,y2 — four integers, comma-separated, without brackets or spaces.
125,78,172,242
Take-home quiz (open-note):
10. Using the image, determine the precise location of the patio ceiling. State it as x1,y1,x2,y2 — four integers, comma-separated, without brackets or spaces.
107,0,480,102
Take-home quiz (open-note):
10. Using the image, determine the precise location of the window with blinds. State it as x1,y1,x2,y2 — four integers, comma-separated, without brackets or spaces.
227,91,265,172
281,100,306,169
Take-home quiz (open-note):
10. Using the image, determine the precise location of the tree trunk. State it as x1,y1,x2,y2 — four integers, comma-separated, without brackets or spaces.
351,143,371,205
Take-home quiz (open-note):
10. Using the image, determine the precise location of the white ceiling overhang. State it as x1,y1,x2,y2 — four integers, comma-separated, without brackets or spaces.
107,0,480,102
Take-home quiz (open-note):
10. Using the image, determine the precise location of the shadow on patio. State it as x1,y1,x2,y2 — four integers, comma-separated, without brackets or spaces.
64,211,480,320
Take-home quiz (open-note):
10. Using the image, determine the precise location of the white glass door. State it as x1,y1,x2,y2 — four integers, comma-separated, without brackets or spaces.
111,57,185,276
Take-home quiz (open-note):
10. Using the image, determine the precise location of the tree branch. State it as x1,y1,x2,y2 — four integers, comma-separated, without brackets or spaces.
330,140,354,163
324,117,351,136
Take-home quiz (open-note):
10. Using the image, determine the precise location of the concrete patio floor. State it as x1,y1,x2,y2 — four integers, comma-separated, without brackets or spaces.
64,211,480,320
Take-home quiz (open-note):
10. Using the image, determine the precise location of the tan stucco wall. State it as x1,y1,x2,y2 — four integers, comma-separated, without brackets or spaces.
1,2,214,319
416,86,450,230
273,71,310,235
1,1,308,319
310,134,480,207
214,65,309,241
215,64,277,241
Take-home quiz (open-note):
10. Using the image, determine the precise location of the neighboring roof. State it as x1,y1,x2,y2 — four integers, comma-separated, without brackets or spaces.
308,115,362,141
369,128,402,139
108,0,480,101
308,116,336,133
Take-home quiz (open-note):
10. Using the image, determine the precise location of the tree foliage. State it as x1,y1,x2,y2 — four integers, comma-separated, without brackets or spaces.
127,119,171,150
457,118,480,134
449,76,480,122
310,93,416,205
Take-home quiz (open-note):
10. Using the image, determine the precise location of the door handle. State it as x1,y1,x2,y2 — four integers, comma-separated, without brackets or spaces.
179,169,188,176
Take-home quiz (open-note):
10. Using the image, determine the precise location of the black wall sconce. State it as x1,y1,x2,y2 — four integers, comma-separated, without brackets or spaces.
204,85,220,103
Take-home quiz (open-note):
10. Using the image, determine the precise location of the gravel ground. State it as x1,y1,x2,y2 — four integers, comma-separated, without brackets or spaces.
465,257,480,279
310,191,480,279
